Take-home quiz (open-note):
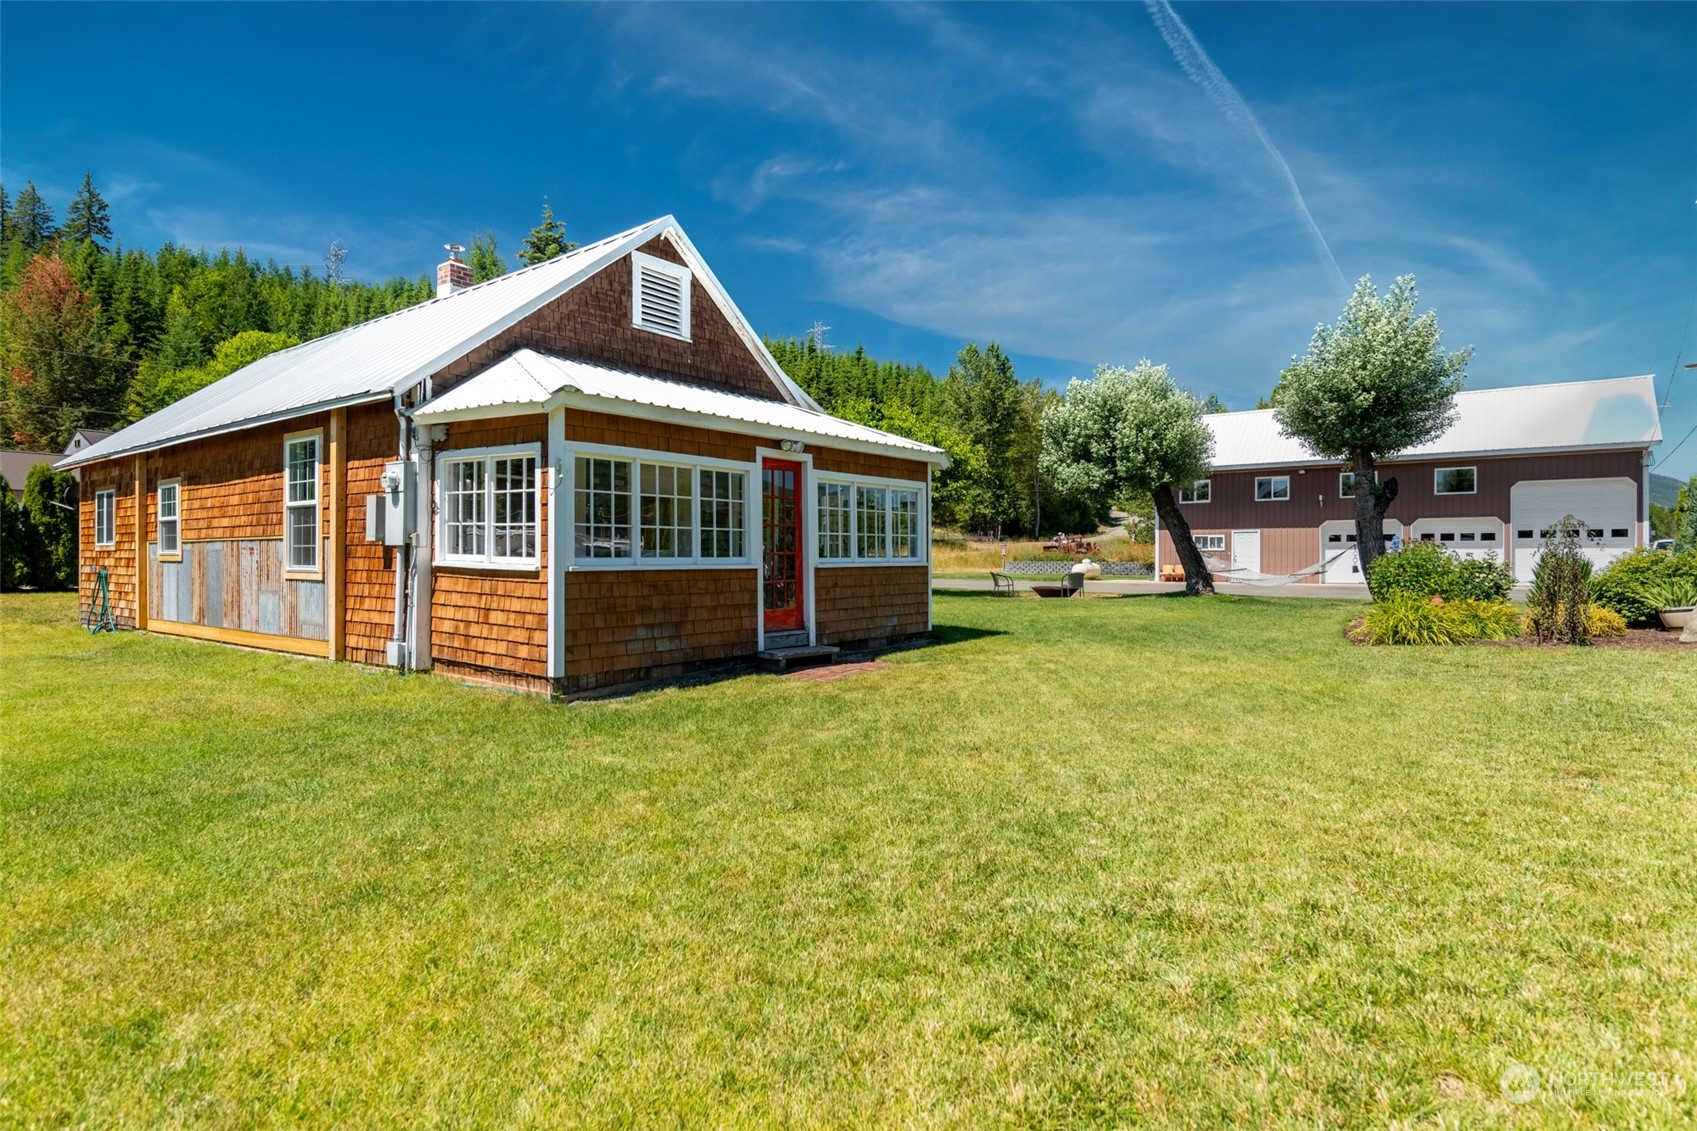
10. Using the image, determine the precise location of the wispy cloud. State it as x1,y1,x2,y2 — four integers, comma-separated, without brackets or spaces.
1143,0,1347,294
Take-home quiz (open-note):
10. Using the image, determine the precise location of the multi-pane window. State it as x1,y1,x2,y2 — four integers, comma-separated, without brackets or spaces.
575,457,632,559
440,449,539,566
856,486,889,559
1255,475,1290,501
94,489,115,547
818,482,853,559
1178,480,1211,504
639,463,694,559
890,488,922,560
1195,534,1226,552
573,455,747,564
285,434,320,571
157,481,181,559
698,469,745,559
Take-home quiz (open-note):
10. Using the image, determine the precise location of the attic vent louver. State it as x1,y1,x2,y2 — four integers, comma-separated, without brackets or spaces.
632,251,691,341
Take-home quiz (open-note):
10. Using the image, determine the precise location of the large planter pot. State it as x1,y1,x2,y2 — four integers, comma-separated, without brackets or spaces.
1657,606,1694,630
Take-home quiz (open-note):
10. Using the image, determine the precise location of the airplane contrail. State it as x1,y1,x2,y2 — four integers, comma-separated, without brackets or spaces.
1145,0,1348,293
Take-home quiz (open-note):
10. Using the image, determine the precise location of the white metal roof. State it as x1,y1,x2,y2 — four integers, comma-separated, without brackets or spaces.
59,216,819,470
1204,374,1662,471
415,349,950,466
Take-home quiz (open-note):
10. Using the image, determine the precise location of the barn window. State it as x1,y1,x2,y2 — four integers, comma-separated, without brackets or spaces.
94,489,115,547
1434,466,1477,494
631,251,691,341
1178,479,1211,504
697,469,745,559
1195,534,1226,552
284,432,321,572
1255,476,1290,501
436,446,539,567
156,480,181,560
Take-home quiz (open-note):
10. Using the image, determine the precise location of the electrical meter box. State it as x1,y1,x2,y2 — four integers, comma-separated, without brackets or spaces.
377,460,415,546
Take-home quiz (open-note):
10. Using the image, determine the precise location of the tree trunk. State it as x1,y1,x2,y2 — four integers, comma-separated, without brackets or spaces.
1153,482,1215,595
1352,450,1398,585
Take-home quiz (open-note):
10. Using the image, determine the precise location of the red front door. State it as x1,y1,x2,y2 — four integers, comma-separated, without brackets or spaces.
762,458,805,632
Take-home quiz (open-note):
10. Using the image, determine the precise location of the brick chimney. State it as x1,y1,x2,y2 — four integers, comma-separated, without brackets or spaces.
436,243,473,298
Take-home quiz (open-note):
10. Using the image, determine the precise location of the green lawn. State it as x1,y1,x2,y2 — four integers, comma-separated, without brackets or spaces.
3,591,1694,1127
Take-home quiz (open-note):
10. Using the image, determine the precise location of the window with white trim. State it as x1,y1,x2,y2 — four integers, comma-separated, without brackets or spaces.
631,251,691,341
575,456,632,559
639,462,693,558
818,481,853,559
439,448,539,566
890,488,922,560
1195,534,1225,552
572,452,749,565
856,486,889,560
1255,475,1290,501
1434,466,1476,495
1178,479,1211,504
157,480,181,559
697,469,745,558
285,433,320,571
1339,471,1371,498
94,489,115,547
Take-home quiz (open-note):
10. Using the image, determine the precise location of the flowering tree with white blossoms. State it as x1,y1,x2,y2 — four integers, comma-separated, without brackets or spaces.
1041,360,1216,594
1274,275,1472,580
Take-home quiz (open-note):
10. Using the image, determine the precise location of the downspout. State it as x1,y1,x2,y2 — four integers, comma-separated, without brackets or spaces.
1642,449,1652,548
410,416,435,672
391,392,409,664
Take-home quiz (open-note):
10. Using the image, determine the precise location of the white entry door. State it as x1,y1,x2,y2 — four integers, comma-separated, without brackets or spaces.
1230,530,1261,576
1510,478,1637,583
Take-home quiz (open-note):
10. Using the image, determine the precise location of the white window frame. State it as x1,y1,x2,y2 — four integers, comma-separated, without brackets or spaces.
1434,466,1477,495
434,443,543,570
631,250,691,342
1178,479,1211,504
1255,475,1291,502
94,489,115,548
1194,533,1225,552
156,479,182,561
815,472,930,567
283,430,322,576
565,441,755,571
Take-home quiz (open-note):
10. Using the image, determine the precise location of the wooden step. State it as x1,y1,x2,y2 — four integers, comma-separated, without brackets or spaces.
757,644,841,673
764,630,811,650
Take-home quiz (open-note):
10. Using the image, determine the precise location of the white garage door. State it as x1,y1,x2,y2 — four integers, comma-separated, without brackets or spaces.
1510,478,1638,583
1319,520,1402,583
1408,518,1505,562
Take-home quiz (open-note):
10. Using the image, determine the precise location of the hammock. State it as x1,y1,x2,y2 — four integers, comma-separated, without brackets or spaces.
1200,546,1360,586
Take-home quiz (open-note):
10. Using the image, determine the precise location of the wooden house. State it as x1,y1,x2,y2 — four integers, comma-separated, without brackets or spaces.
59,218,949,694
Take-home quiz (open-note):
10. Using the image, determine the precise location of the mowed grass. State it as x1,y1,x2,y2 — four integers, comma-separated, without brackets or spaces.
2,592,1694,1128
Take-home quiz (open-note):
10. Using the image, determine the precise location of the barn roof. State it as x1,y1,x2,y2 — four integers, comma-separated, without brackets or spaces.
58,217,819,470
1204,374,1662,471
414,349,950,466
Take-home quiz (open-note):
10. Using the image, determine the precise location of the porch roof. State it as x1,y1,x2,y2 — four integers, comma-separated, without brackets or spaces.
414,349,950,466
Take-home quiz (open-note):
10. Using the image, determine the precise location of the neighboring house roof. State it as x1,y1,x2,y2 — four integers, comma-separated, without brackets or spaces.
1204,374,1662,471
58,216,821,471
0,449,60,494
64,428,115,455
415,349,951,466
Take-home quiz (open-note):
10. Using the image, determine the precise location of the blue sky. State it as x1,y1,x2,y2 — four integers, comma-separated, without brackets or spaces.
4,2,1696,476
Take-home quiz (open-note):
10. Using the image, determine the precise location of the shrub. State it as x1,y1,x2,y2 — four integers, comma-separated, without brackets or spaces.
1525,518,1594,644
1367,540,1512,602
1354,596,1522,645
1589,548,1697,624
1584,605,1628,637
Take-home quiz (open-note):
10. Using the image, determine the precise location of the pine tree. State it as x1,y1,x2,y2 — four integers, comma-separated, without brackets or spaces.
8,183,57,253
62,173,113,246
0,183,10,248
154,287,207,371
470,231,506,282
517,199,577,265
